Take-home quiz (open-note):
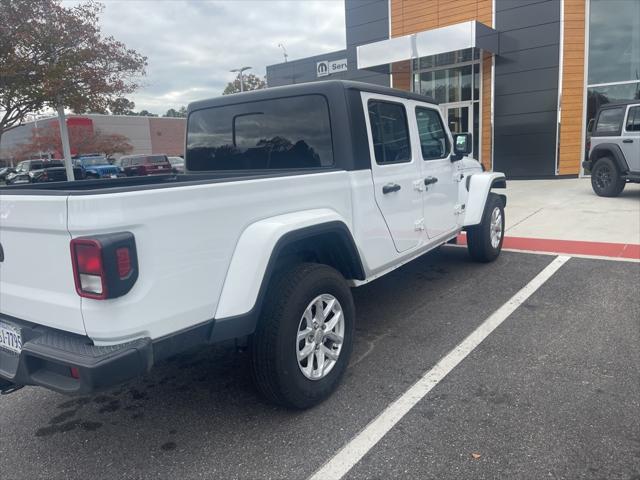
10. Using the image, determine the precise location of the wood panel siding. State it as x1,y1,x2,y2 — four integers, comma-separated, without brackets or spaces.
481,52,492,171
558,0,586,175
391,0,493,36
391,0,493,168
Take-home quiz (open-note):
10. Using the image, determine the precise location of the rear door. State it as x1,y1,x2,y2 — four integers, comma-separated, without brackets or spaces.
0,194,85,334
412,103,460,238
622,105,640,171
363,93,424,253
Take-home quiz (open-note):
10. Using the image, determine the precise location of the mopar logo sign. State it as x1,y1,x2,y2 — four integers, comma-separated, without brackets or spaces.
317,61,329,77
316,59,347,77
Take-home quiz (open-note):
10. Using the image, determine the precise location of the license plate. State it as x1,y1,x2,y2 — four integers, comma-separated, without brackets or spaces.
110,174,118,179
0,322,22,354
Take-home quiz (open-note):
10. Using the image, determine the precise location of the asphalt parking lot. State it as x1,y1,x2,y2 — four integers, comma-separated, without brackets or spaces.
1,247,638,480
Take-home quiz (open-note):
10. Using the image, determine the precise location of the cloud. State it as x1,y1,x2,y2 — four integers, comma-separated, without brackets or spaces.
93,0,346,113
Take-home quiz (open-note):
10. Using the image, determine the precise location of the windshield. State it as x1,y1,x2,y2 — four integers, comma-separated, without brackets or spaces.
79,157,108,166
168,157,183,165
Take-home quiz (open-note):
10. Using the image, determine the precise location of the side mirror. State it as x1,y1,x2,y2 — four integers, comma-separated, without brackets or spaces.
452,133,472,161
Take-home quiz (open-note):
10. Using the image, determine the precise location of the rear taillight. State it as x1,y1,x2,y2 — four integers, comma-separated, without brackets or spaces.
71,239,106,299
116,247,131,278
70,232,138,300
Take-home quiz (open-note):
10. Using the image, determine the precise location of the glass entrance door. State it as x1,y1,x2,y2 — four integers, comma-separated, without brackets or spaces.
445,105,470,134
442,102,479,159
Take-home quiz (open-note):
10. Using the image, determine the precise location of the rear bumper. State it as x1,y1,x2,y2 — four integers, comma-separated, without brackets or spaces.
0,315,152,395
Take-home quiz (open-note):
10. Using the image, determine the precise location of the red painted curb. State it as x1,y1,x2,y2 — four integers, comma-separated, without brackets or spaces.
456,234,640,260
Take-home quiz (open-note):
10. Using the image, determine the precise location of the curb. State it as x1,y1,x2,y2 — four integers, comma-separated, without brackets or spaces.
456,234,640,260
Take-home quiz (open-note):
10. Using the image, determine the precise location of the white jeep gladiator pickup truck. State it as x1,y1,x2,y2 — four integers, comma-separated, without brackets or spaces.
0,80,506,408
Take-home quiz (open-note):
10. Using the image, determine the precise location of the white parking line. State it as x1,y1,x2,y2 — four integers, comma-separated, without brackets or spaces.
309,255,571,480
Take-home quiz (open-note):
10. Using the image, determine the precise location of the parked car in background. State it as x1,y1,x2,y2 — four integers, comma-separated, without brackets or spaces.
74,154,123,179
0,166,16,183
115,154,173,176
583,101,640,197
5,160,83,185
168,156,185,173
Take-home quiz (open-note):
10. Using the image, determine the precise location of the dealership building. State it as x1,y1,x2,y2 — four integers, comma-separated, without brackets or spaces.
267,0,640,178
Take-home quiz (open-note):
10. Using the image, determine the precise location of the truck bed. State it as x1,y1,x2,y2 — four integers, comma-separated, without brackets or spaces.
0,170,337,195
0,169,355,343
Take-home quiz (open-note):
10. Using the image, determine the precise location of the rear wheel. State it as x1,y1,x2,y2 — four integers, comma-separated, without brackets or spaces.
591,157,625,197
250,263,355,409
466,193,505,263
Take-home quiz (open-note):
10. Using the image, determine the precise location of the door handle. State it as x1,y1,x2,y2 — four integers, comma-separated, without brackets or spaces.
622,139,633,143
382,183,401,194
424,176,438,186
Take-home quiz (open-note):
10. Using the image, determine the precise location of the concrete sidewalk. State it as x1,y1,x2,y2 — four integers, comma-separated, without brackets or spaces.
503,178,640,245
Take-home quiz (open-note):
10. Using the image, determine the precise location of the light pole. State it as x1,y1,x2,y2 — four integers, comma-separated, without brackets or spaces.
278,43,288,63
230,66,252,92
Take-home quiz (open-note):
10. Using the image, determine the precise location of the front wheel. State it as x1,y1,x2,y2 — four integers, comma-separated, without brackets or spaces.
250,263,355,409
591,157,625,197
466,193,505,263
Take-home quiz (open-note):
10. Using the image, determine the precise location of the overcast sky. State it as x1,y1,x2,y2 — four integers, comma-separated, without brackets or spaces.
85,0,346,113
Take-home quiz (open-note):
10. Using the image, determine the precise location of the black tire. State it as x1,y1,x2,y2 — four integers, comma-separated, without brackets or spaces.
466,193,505,263
250,263,355,409
591,157,625,197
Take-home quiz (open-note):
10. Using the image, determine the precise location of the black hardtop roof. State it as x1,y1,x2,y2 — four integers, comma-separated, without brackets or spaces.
598,99,640,110
120,153,168,159
188,80,437,112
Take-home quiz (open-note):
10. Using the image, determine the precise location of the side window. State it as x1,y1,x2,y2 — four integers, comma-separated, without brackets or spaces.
415,107,449,160
368,100,411,164
594,107,624,136
625,106,640,132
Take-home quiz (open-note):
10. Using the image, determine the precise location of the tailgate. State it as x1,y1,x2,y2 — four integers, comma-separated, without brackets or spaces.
0,194,85,335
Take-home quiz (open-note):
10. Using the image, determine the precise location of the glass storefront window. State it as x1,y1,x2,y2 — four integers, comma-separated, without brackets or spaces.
588,0,640,85
413,48,477,71
473,63,480,101
434,70,447,104
587,82,640,125
412,48,481,160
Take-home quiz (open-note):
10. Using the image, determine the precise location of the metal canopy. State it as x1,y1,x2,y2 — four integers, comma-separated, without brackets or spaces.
357,21,499,70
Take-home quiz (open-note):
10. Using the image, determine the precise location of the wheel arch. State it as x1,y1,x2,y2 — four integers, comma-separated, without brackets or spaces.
463,172,507,227
211,211,364,342
589,143,629,173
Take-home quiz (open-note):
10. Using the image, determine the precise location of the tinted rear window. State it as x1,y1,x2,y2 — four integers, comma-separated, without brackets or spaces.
594,107,625,135
186,95,333,171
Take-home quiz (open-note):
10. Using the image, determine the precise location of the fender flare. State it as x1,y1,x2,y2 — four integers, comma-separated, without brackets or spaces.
211,209,363,342
589,143,629,173
463,172,507,227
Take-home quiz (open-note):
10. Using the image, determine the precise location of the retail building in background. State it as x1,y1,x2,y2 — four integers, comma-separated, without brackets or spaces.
267,0,640,178
0,115,186,163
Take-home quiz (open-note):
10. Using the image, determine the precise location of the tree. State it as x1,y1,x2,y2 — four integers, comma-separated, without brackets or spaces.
109,97,136,115
13,123,132,160
163,106,187,118
0,0,147,145
223,74,266,95
137,110,157,117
